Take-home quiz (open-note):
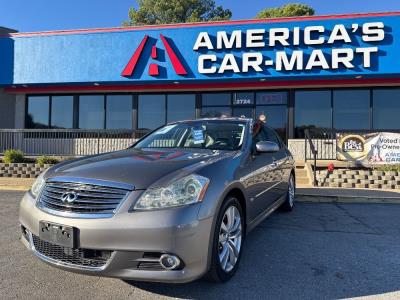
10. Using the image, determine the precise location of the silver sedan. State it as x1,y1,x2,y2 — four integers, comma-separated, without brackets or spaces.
19,118,295,283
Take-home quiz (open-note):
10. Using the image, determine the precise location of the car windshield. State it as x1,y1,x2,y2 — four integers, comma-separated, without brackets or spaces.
134,121,247,151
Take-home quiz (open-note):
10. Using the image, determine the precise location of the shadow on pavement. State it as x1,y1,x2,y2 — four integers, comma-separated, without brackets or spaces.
124,203,400,299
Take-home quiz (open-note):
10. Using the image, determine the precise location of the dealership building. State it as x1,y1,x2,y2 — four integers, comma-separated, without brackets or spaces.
0,12,400,158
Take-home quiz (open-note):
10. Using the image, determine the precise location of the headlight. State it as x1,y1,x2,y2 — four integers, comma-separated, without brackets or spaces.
30,170,47,199
134,174,210,210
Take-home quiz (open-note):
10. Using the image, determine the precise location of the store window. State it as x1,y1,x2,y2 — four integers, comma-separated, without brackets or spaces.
232,92,254,118
373,89,400,129
138,94,165,130
256,92,287,141
26,96,50,128
167,94,195,122
202,93,231,106
333,90,370,130
201,106,232,118
256,106,287,140
79,95,105,129
106,95,132,129
201,93,232,118
233,92,254,106
233,107,253,118
51,96,73,129
295,91,331,138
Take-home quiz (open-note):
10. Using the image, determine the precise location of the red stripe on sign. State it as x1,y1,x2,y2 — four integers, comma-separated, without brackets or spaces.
148,64,159,76
121,35,149,77
151,46,157,59
160,34,188,76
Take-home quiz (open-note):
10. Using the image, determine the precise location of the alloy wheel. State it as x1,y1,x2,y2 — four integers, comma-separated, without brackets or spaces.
218,205,242,273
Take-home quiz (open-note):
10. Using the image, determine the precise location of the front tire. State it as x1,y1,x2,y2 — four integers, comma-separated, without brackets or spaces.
281,173,295,211
207,196,244,282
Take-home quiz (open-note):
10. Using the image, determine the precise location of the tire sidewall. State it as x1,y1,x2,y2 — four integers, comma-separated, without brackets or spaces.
211,196,245,282
288,173,295,208
284,173,295,211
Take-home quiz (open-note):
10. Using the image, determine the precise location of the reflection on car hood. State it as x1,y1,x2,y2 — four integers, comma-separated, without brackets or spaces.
47,148,231,189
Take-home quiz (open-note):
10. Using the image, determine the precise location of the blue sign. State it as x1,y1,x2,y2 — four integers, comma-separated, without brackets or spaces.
1,12,400,85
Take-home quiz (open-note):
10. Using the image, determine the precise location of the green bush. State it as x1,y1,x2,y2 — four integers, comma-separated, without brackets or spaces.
375,164,400,172
3,149,25,163
36,156,59,166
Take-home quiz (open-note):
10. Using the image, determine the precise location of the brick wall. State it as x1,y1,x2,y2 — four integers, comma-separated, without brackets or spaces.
317,169,400,189
0,163,51,178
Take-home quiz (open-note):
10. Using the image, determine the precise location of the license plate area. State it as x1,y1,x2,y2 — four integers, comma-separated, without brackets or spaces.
39,221,78,248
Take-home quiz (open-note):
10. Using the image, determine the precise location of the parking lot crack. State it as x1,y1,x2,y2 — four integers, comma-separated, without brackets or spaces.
334,203,384,235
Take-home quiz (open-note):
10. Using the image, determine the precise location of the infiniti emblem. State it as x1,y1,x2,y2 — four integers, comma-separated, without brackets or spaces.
61,191,78,204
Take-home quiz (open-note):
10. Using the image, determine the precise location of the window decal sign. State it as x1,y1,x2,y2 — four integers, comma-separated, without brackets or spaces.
192,127,205,144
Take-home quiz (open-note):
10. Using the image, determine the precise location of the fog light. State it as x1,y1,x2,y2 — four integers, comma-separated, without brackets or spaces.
159,254,180,270
20,225,29,240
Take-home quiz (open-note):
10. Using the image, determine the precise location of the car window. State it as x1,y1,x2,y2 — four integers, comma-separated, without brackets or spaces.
134,121,247,151
264,126,281,148
252,123,268,143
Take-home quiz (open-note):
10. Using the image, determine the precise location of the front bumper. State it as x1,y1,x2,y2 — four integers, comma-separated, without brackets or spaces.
19,192,214,283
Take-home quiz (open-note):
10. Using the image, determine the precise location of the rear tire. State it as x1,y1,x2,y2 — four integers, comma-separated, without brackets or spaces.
280,173,295,212
207,196,244,283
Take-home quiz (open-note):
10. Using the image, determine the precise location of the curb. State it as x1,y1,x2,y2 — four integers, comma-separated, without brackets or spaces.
296,193,400,204
0,186,31,191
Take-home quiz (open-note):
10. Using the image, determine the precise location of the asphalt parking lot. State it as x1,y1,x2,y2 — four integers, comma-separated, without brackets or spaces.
1,191,400,299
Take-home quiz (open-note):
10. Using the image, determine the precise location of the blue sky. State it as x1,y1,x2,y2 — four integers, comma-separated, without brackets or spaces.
2,0,400,32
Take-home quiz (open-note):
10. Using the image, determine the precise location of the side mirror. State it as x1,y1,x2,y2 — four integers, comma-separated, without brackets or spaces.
256,141,279,153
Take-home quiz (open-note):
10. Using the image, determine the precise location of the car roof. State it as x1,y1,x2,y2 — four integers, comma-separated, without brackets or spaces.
172,117,253,124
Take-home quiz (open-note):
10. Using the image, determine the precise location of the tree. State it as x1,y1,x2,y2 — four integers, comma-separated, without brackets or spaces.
123,0,232,26
256,3,315,19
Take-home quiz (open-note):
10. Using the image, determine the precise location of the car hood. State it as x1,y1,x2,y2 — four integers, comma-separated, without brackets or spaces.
46,148,233,189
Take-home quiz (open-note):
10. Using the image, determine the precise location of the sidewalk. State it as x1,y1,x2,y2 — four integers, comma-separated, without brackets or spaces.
297,187,400,204
0,178,34,191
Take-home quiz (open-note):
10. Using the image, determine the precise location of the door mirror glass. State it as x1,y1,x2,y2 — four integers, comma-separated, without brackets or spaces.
256,141,279,153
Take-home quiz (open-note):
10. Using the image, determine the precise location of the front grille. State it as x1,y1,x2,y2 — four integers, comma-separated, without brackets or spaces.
38,179,132,216
137,261,164,270
32,234,111,268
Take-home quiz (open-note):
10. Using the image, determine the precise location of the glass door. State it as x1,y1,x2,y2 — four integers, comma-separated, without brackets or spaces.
232,92,254,118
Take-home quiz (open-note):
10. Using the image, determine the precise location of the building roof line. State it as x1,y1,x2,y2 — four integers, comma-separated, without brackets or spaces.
4,11,400,38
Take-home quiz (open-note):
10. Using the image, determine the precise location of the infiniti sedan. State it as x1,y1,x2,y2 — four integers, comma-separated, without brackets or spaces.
19,118,295,283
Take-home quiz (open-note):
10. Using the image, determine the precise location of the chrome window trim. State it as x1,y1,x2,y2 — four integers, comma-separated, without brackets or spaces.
28,231,115,272
255,181,283,198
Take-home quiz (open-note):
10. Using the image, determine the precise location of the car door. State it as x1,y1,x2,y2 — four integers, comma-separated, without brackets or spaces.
242,123,281,219
263,126,288,199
